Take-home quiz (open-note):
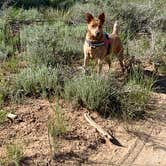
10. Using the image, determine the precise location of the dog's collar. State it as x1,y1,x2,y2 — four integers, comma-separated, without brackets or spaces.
85,39,105,48
85,32,109,48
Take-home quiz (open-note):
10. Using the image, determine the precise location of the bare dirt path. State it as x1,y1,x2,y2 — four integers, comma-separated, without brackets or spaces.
0,93,165,166
88,93,166,166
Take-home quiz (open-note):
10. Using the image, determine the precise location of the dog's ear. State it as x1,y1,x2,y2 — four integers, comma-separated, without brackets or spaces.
98,13,105,24
85,13,94,23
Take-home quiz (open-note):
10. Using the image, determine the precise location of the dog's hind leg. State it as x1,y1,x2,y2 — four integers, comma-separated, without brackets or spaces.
117,52,125,72
105,56,111,69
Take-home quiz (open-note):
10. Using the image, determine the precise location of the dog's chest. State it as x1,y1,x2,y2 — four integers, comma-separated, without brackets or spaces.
88,46,107,59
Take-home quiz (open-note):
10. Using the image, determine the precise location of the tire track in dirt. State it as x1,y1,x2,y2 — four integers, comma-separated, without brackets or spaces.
117,93,166,166
118,124,155,166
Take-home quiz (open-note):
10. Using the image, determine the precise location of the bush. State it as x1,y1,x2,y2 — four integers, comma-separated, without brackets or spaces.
0,73,11,106
47,104,68,154
20,22,86,67
5,141,24,166
1,55,20,73
119,68,154,120
0,109,7,124
11,65,59,101
42,9,72,22
127,36,151,59
3,7,43,22
64,73,120,117
7,0,77,9
153,31,166,57
0,45,8,62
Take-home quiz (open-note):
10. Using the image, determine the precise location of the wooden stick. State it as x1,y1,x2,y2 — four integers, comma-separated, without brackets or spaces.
84,112,113,147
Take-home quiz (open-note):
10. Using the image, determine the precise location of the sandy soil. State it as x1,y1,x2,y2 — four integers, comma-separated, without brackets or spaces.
0,90,165,166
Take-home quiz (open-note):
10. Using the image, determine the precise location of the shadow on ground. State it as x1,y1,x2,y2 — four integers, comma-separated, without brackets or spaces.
144,70,166,94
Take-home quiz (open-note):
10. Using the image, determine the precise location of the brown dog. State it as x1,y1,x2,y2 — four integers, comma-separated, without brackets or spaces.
83,12,125,73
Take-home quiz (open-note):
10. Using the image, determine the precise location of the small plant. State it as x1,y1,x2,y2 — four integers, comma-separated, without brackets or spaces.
0,109,7,124
120,67,154,120
5,141,24,166
64,72,120,117
0,74,6,108
47,104,68,155
20,22,85,67
2,56,19,73
11,65,59,101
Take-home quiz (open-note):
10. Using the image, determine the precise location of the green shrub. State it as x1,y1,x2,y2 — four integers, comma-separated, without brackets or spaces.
11,65,59,101
153,31,166,57
64,73,120,116
120,68,154,120
69,1,114,31
0,73,10,106
5,141,24,166
158,61,166,75
2,56,20,73
3,7,43,22
0,45,8,62
7,0,48,9
47,0,77,8
70,0,164,34
48,105,68,137
0,109,7,124
20,22,85,66
42,9,72,22
128,35,151,57
0,19,5,44
47,104,68,154
8,0,77,9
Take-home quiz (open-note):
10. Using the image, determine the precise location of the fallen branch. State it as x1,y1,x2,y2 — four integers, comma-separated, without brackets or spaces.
84,112,113,148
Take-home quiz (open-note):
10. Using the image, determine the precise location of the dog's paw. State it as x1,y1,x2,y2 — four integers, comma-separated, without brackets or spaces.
77,66,87,74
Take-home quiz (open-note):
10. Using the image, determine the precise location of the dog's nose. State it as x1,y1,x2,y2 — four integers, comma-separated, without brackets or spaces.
96,32,100,36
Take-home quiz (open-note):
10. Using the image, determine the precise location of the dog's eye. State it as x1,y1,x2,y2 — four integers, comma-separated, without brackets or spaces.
92,25,96,28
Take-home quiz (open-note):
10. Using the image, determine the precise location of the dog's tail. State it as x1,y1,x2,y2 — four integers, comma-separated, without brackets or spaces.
112,21,119,35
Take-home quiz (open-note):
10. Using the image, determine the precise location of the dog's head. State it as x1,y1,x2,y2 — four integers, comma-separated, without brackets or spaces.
85,12,105,38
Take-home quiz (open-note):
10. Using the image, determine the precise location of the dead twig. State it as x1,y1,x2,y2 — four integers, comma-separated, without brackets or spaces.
84,112,113,148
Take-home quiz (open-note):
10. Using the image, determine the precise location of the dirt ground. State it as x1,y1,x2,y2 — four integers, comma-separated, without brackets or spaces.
0,90,165,166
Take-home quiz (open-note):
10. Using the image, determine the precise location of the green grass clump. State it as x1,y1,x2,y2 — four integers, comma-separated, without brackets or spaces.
5,141,24,166
0,45,8,62
20,22,85,67
120,68,154,120
0,74,6,107
7,0,77,9
48,104,68,138
0,109,7,124
43,9,72,22
64,73,120,116
1,56,20,73
47,104,68,154
12,65,59,101
3,7,43,22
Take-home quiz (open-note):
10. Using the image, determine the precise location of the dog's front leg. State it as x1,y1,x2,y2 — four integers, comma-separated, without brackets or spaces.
97,58,102,74
83,55,88,68
83,46,89,69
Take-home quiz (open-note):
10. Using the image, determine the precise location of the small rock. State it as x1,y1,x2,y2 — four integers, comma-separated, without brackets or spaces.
7,113,17,120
